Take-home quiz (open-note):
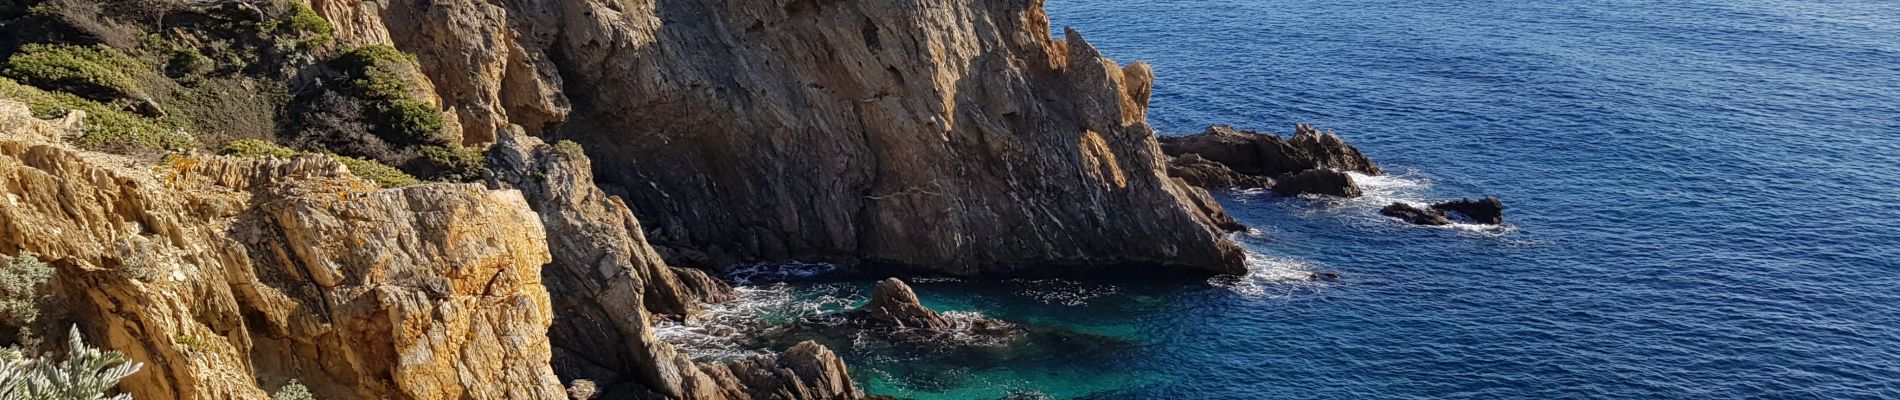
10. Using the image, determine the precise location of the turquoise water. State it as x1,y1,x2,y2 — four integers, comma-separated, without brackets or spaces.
669,0,1900,398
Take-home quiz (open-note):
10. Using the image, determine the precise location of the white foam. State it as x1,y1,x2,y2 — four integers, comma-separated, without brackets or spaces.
1345,170,1517,236
655,281,861,361
1210,251,1333,299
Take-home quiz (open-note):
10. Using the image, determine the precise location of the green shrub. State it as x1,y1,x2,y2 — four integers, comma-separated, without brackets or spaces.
219,139,299,159
2,44,148,101
414,145,488,182
0,325,143,400
219,139,419,188
167,77,287,147
551,140,585,158
0,77,197,152
332,154,419,188
271,379,315,400
0,254,53,334
326,45,447,148
281,1,331,37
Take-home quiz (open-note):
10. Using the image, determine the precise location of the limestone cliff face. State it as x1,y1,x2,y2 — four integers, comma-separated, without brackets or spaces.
0,103,858,399
323,0,1247,276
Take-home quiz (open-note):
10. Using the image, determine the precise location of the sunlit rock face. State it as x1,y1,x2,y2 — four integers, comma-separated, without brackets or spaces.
335,0,1246,276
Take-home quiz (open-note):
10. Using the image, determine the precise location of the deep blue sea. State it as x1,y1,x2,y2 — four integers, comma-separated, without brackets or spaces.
665,0,1900,398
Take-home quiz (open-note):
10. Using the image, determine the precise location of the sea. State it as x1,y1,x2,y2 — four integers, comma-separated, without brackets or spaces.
658,0,1900,398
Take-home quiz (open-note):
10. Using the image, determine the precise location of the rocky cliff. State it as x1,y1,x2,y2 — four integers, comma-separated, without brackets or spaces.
321,0,1247,276
0,102,857,399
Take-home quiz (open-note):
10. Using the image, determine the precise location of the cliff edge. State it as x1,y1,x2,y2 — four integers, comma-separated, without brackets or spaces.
332,0,1247,276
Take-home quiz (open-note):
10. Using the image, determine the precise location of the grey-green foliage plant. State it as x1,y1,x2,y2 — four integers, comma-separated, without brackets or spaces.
0,253,54,331
0,325,143,400
270,379,314,400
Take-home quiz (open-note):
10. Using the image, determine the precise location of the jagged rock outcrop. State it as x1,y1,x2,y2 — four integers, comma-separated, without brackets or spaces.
1161,124,1381,180
320,0,1246,276
2,127,567,399
1,104,859,399
1381,197,1506,226
486,129,743,397
849,278,952,331
1432,197,1505,225
1271,168,1363,198
1380,203,1454,226
1166,153,1273,189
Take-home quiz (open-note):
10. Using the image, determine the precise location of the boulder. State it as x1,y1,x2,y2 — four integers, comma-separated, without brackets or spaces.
1381,203,1454,226
852,278,953,331
1166,153,1273,189
1271,169,1363,198
1432,197,1505,225
1160,124,1381,178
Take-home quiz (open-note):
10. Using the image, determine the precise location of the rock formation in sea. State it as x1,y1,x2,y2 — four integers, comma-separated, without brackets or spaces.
327,0,1247,276
1381,197,1506,226
1432,197,1505,225
1159,124,1379,197
1272,168,1364,198
1167,153,1275,189
0,102,858,399
850,278,955,331
1381,203,1457,226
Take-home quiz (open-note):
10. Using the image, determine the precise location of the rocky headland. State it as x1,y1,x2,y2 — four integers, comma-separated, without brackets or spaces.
0,0,1495,398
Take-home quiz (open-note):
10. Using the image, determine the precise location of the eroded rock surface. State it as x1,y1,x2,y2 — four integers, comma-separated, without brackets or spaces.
1381,203,1454,226
1272,168,1363,198
0,104,860,399
851,278,953,331
1382,197,1506,226
323,0,1246,276
1161,124,1381,180
1166,153,1273,189
1432,197,1505,225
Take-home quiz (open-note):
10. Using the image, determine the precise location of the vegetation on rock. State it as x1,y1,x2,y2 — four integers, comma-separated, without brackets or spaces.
1,43,149,103
0,326,142,400
0,77,195,152
0,254,53,342
220,139,421,187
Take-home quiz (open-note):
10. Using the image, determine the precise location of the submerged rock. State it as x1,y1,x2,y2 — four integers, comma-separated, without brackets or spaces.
1433,197,1505,225
1381,203,1454,226
1272,168,1364,198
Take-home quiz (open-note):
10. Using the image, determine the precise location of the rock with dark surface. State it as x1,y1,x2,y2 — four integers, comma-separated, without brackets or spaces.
1271,168,1364,198
853,278,954,331
1166,153,1274,189
1381,203,1454,226
331,0,1247,276
1160,124,1382,178
486,130,742,395
1433,197,1505,225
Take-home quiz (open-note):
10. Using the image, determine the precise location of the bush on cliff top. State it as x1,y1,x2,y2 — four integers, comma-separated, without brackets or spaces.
0,77,197,152
2,44,150,102
220,139,421,188
325,45,448,148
